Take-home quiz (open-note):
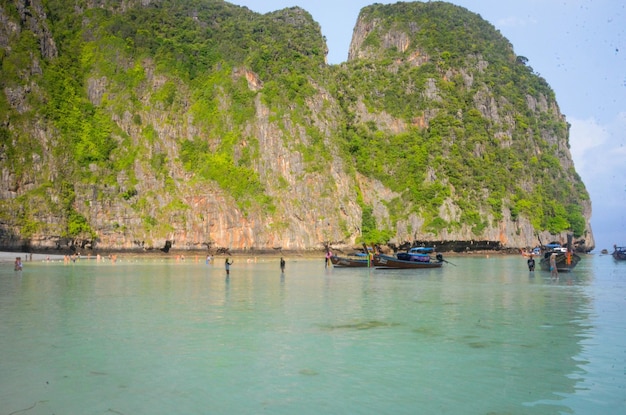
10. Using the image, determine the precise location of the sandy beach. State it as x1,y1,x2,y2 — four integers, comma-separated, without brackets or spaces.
0,250,320,265
0,251,67,263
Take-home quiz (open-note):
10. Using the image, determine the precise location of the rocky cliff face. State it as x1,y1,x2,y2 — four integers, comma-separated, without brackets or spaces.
341,3,594,252
0,0,594,254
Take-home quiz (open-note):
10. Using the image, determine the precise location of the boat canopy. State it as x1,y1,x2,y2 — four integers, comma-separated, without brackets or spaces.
408,247,434,254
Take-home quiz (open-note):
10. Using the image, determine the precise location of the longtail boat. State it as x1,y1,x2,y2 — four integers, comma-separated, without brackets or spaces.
539,239,581,272
330,255,372,268
372,253,444,269
612,245,626,261
396,247,434,262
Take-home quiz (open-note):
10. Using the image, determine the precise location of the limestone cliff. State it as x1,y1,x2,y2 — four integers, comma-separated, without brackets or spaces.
343,2,594,252
0,0,594,254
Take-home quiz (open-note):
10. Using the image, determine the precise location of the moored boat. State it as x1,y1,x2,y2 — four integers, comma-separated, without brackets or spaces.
539,242,581,272
330,255,372,268
372,253,444,269
396,247,434,262
612,245,626,261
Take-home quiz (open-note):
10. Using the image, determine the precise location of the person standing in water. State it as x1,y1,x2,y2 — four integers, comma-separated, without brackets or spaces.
527,255,535,272
280,257,286,273
225,257,233,275
549,253,558,279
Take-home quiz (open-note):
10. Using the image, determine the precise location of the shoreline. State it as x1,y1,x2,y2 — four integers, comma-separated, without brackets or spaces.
0,250,322,264
0,248,537,264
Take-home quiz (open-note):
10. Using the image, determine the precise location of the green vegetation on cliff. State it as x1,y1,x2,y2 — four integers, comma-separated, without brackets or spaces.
337,2,586,238
0,0,590,250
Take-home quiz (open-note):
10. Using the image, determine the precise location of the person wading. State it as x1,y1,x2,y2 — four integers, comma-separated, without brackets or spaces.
549,253,558,279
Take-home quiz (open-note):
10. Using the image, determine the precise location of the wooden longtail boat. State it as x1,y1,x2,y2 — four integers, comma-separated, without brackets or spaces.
372,253,443,269
396,247,434,262
330,255,371,268
539,242,581,272
612,245,626,261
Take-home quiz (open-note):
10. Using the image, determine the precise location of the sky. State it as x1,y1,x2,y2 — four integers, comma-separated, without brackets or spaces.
229,0,626,251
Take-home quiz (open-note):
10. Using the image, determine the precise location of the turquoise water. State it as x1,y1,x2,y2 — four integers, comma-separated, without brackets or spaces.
1,255,624,414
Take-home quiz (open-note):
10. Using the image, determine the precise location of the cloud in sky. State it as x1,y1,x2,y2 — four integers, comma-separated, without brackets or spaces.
570,113,626,182
569,117,609,174
569,114,626,249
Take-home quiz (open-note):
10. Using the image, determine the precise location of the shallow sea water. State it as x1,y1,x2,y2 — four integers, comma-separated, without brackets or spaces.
0,254,624,414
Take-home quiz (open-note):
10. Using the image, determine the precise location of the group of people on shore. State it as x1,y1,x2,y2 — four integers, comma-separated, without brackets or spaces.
63,253,118,263
11,252,285,273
